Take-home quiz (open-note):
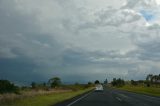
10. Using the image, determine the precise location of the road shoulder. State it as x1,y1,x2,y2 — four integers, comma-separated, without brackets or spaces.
53,89,94,106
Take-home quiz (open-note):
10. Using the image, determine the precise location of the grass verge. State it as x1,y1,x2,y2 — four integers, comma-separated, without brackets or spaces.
117,85,160,97
0,88,93,106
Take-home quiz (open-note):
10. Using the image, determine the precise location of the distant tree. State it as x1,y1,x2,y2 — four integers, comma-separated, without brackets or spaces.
145,74,160,86
131,80,138,86
111,78,125,87
75,82,79,85
94,80,100,84
104,78,108,84
117,78,125,87
43,82,46,87
146,74,153,87
0,80,19,94
48,77,61,88
111,78,117,86
138,80,145,84
146,74,153,82
88,82,92,85
31,82,36,89
151,75,160,84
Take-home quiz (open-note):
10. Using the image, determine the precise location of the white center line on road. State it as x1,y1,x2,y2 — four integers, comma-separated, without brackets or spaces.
116,97,122,102
67,91,93,106
118,94,128,98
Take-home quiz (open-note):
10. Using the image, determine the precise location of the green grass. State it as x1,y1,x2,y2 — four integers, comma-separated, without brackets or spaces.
1,88,92,106
117,85,160,97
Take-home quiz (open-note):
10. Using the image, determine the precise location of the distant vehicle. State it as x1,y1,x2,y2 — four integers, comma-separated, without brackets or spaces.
95,84,103,91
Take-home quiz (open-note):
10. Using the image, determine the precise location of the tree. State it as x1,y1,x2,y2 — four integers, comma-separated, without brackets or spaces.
88,82,92,85
0,80,19,94
43,82,46,87
104,78,108,84
146,74,153,82
48,77,61,88
75,82,79,85
146,74,153,87
31,82,36,89
111,78,125,87
111,78,117,86
131,80,138,86
94,80,100,84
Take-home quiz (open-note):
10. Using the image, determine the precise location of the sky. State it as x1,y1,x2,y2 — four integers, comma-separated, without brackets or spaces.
0,0,160,85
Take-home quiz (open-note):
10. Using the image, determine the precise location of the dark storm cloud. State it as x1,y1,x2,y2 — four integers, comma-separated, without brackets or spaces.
0,56,48,85
0,0,65,84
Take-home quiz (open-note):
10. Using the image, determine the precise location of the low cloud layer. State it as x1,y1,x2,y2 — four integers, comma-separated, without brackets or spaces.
0,0,160,85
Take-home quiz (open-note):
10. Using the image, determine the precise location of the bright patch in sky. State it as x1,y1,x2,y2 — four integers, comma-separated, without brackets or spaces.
140,10,155,21
156,0,160,5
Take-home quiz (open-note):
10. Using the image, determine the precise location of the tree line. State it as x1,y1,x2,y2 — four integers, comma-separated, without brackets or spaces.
1,74,159,94
110,74,160,87
0,77,95,94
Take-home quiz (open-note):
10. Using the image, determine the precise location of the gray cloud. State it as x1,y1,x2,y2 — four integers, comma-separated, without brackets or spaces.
122,0,157,9
0,0,160,84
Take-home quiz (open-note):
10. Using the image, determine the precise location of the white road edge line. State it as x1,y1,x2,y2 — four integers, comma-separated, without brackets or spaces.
116,97,122,102
67,91,93,106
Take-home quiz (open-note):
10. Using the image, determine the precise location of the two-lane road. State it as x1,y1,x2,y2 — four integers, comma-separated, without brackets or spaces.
62,87,160,106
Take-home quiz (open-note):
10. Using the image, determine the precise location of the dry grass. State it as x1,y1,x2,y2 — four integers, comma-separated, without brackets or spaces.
0,88,93,106
0,89,71,104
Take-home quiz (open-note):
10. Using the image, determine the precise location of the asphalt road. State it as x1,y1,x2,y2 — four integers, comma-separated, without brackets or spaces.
57,87,160,106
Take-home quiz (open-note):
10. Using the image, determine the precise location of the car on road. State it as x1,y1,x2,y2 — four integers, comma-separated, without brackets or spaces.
95,84,103,92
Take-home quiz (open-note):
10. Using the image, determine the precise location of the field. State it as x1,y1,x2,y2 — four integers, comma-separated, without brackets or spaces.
118,85,160,97
0,88,93,106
